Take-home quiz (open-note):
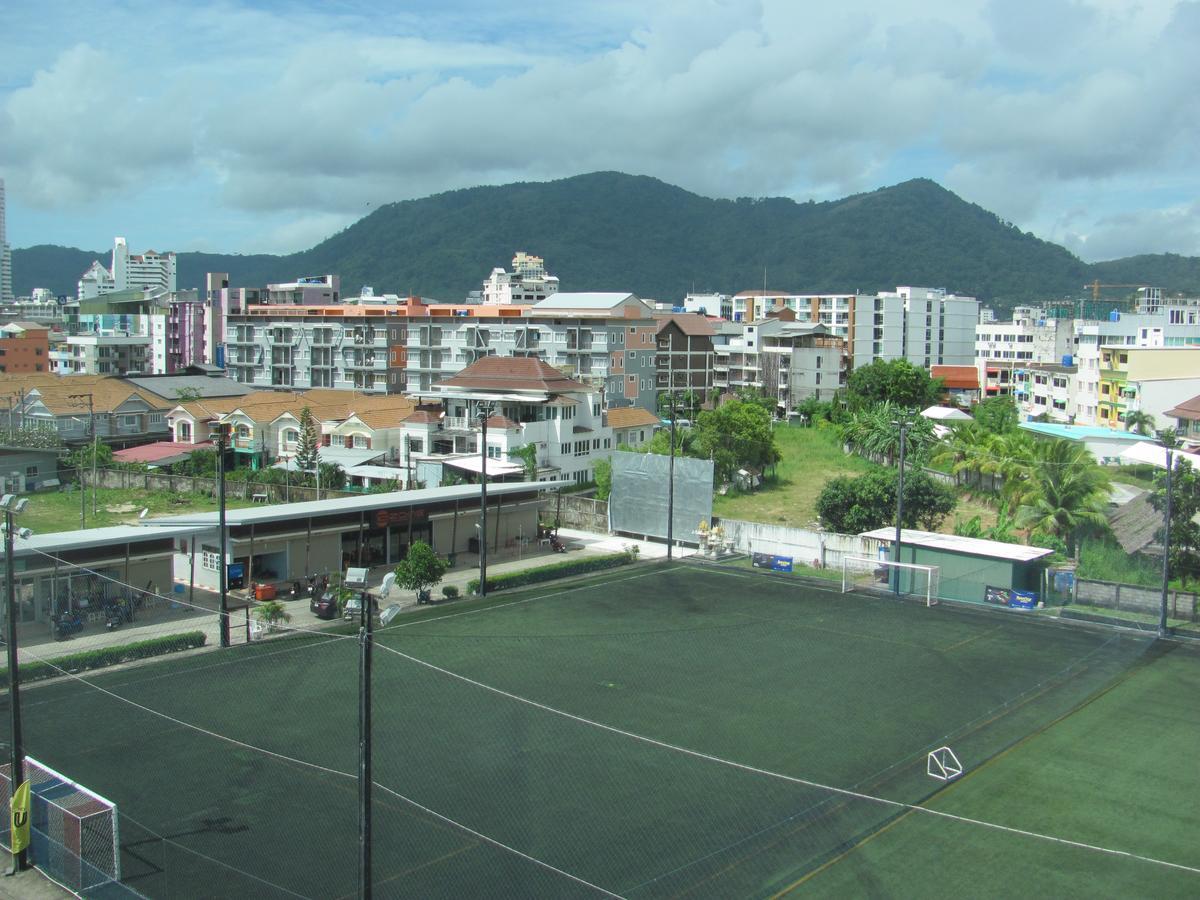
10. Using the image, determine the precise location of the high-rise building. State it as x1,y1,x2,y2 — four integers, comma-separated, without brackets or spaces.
77,237,176,299
0,178,13,304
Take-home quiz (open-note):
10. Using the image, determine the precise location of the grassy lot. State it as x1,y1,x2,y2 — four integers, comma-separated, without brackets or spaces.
19,485,257,534
713,424,1000,535
712,424,877,527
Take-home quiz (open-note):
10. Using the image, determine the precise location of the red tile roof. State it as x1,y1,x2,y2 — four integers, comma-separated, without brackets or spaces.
434,356,588,393
931,365,979,389
607,406,660,429
113,441,214,465
1165,394,1200,420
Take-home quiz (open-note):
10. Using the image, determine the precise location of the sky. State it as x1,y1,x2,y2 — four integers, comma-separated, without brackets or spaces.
1,0,1198,263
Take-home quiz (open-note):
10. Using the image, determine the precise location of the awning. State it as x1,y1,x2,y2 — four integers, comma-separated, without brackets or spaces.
443,456,525,477
272,447,385,471
345,464,407,481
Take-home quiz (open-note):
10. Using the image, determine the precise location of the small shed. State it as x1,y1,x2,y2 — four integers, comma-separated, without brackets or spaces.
860,528,1056,608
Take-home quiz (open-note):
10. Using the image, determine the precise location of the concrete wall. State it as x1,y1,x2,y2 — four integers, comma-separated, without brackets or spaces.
94,467,356,502
540,493,609,532
1075,578,1198,621
718,519,869,570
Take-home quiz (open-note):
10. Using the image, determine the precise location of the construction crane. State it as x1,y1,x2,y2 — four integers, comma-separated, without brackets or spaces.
1085,280,1147,302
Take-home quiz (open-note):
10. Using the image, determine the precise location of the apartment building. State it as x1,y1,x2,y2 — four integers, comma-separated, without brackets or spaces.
482,252,559,305
78,237,177,299
1013,363,1078,423
655,314,716,399
730,291,860,343
403,356,615,486
0,322,50,374
975,306,1074,398
1096,347,1200,431
403,293,659,411
682,293,732,319
851,286,978,369
0,178,12,304
714,317,844,413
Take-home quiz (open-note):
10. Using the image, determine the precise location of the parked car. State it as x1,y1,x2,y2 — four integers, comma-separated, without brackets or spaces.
310,591,339,620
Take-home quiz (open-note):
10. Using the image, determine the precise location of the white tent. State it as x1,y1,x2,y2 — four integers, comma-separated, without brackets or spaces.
921,405,972,422
1118,442,1200,470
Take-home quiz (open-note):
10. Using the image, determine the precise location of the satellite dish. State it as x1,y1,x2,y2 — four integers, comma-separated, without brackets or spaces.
380,572,395,599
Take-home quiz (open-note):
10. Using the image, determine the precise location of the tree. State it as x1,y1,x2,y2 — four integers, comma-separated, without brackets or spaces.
510,444,538,481
393,541,449,600
317,461,346,490
295,407,320,475
174,387,203,404
837,402,938,465
694,399,781,483
593,457,613,501
1014,439,1111,557
847,359,942,410
66,442,113,472
973,396,1018,434
1149,458,1200,587
173,447,218,476
816,469,955,534
1123,410,1156,436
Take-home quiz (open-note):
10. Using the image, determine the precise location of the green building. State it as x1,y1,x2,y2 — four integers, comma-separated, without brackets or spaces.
860,528,1055,608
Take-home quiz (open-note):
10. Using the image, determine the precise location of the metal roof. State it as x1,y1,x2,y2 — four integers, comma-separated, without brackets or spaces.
859,527,1055,562
531,292,639,310
1019,422,1153,443
148,480,562,528
14,524,208,561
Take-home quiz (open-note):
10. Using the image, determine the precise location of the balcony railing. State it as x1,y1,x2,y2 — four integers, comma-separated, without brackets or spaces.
442,416,471,431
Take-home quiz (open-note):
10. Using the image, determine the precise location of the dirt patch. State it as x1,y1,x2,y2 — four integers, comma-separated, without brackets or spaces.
107,502,139,514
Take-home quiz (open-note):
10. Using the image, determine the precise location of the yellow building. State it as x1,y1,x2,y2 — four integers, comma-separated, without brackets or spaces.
1098,346,1200,428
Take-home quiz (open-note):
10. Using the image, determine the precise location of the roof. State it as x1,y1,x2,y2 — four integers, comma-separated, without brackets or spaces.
1020,422,1154,443
930,365,979,389
272,446,384,470
859,527,1055,563
1107,490,1160,555
608,406,660,429
148,479,561,528
531,292,638,311
1118,442,1200,469
921,405,973,422
433,356,589,395
124,375,253,401
174,389,414,430
0,374,170,415
442,456,526,476
14,524,209,563
1165,394,1200,420
655,314,716,337
344,464,407,481
113,440,214,466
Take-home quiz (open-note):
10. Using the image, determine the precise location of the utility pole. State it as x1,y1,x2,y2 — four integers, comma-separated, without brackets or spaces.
2,495,29,874
477,403,494,596
893,419,909,596
217,425,230,648
1159,446,1175,638
68,393,95,523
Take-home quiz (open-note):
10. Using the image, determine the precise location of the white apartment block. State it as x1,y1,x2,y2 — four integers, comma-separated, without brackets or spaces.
78,237,177,299
1013,364,1078,423
482,252,559,305
682,293,732,319
975,306,1074,399
851,286,978,369
713,318,845,413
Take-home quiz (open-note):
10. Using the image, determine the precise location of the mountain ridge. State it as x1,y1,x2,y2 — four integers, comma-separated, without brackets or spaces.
11,173,1199,306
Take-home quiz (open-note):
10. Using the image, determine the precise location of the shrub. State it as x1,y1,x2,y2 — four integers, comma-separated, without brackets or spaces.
441,585,460,600
1,631,207,688
467,551,637,595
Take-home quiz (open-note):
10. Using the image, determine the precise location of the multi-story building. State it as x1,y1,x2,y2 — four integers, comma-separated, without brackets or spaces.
682,293,732,319
1013,363,1078,423
1096,347,1200,430
60,334,151,375
482,252,559,305
78,237,177,299
975,306,1074,399
0,322,50,374
714,317,845,413
851,286,978,369
0,178,13,304
403,292,659,411
730,291,860,344
259,275,341,306
0,374,173,448
403,356,615,486
655,314,716,399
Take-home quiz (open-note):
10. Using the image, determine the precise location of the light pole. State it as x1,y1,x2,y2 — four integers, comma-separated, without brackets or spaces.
476,402,495,597
1,494,30,874
892,419,910,596
216,426,230,648
664,393,678,560
1159,445,1175,638
68,394,96,519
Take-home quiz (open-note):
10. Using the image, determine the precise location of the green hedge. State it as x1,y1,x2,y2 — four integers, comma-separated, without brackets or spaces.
1,631,208,688
467,551,637,595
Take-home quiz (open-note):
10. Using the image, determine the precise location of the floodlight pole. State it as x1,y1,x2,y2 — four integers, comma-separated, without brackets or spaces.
357,584,373,897
3,501,27,873
667,394,677,560
893,420,909,596
1159,447,1174,638
217,427,230,648
477,403,493,596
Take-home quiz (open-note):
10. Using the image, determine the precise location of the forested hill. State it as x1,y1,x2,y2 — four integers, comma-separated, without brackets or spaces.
13,173,1200,305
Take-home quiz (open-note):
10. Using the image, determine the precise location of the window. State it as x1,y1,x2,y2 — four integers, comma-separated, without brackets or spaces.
201,550,222,572
561,443,570,455
25,466,38,478
352,435,370,449
487,445,501,459
407,438,423,453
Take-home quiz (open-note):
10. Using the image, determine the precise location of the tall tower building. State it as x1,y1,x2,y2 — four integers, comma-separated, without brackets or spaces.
0,178,13,303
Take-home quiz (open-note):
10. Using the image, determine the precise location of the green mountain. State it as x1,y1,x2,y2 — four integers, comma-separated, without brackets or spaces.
12,173,1200,306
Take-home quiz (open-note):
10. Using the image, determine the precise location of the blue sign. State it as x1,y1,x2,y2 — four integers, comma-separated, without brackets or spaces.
1010,590,1038,609
771,556,794,573
227,563,244,579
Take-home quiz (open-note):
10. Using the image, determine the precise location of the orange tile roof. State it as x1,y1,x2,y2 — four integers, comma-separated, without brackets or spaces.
607,406,661,429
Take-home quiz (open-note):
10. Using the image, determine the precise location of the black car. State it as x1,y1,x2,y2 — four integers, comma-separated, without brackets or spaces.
310,591,339,620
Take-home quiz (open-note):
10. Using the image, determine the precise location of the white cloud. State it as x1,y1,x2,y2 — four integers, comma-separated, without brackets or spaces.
0,0,1198,259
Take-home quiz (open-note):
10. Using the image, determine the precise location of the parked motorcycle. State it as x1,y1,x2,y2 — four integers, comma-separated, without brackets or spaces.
550,537,568,553
54,611,85,641
103,603,123,631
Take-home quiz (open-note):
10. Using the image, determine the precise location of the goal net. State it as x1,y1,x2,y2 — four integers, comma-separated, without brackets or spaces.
0,757,120,894
841,556,940,606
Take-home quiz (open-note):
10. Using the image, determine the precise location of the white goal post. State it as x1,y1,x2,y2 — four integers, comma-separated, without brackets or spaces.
841,556,940,606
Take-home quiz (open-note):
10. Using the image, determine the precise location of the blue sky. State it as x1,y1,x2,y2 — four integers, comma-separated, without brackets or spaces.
1,0,1197,265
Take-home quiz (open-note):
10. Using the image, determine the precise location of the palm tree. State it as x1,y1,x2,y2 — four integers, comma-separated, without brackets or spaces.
1015,439,1111,557
1124,410,1156,436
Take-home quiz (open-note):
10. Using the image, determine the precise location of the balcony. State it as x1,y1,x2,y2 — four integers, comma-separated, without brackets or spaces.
443,416,472,431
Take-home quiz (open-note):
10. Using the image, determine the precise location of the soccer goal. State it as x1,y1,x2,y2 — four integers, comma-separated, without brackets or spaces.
841,556,940,606
0,757,121,894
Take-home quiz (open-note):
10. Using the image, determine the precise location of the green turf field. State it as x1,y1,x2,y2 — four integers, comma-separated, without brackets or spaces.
7,562,1197,898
